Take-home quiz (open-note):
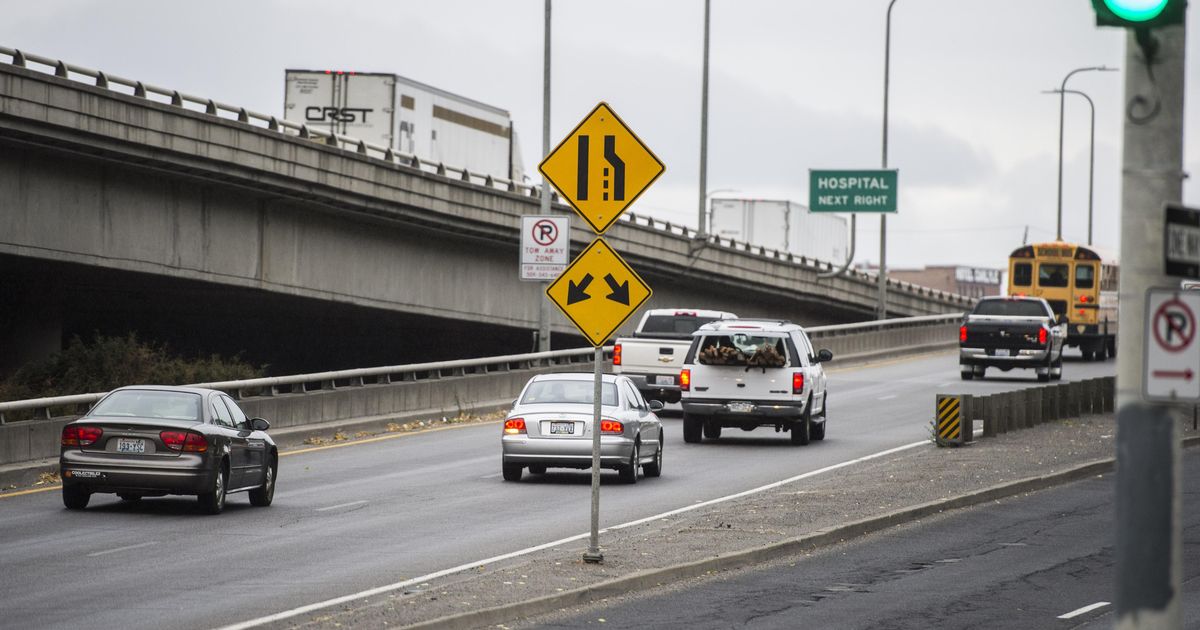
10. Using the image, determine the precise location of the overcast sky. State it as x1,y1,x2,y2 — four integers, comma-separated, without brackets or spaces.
6,1,1197,270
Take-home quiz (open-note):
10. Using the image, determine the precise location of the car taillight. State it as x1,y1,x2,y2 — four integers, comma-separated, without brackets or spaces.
160,431,208,452
504,418,526,435
959,326,968,343
680,369,691,392
792,372,804,394
1039,327,1048,345
62,425,103,447
600,420,624,434
613,343,622,366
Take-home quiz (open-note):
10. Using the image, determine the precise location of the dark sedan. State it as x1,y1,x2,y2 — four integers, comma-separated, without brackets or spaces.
59,385,277,514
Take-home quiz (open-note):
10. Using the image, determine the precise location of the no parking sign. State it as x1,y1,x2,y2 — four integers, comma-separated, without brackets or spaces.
1144,288,1200,401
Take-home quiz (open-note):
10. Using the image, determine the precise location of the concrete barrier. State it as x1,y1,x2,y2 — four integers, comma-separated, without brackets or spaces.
0,314,965,469
956,376,1116,439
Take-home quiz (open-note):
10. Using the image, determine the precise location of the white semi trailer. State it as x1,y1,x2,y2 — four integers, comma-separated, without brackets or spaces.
709,198,849,264
283,69,525,183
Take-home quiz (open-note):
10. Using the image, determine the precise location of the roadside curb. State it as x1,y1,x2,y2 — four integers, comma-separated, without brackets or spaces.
402,457,1119,630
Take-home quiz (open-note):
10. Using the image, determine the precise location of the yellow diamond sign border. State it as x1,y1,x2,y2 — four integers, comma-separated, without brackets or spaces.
538,102,666,234
545,237,653,347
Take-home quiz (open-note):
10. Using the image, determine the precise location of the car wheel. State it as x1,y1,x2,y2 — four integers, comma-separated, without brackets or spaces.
502,463,523,482
198,463,228,515
1107,337,1117,358
703,421,722,440
1095,342,1108,361
791,402,812,446
249,456,277,507
619,442,639,484
960,371,974,381
682,413,703,443
528,464,547,475
117,493,142,502
666,391,682,404
1082,349,1095,362
643,437,663,478
1037,371,1051,382
62,485,90,510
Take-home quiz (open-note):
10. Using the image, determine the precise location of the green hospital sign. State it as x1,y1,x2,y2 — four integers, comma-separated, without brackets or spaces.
809,169,898,213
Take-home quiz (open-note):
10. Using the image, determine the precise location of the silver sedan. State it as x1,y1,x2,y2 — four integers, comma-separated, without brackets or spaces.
500,373,664,483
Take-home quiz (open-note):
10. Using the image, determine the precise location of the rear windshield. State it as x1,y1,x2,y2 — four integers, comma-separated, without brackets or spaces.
696,334,789,367
1038,263,1069,288
90,390,202,421
521,380,618,406
973,300,1049,317
638,314,724,338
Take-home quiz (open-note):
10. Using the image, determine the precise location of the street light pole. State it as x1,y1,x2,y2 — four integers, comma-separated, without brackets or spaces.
1055,65,1115,241
1046,88,1097,246
697,0,711,240
878,0,898,321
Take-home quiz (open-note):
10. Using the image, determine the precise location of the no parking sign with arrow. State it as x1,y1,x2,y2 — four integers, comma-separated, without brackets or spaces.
1144,288,1200,402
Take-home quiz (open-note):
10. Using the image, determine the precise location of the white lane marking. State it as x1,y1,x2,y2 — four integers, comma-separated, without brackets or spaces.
215,439,931,630
315,500,368,512
878,394,897,401
480,473,502,479
1057,601,1110,619
87,541,158,557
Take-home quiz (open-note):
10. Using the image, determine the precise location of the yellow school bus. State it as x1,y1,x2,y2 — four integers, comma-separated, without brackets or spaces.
1007,241,1118,361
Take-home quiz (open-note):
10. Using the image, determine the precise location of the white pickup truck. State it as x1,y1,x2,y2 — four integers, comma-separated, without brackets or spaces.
613,309,737,404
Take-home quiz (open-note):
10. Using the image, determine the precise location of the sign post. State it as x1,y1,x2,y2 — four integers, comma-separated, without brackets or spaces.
539,102,662,564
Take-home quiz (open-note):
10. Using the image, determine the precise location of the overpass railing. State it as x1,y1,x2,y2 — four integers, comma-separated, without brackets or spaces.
0,313,964,424
0,46,973,310
0,347,600,424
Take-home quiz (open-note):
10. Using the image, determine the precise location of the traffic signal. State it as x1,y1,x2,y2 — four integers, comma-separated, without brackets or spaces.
1091,0,1187,28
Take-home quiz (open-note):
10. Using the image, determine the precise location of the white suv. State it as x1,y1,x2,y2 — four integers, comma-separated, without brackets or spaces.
679,319,832,445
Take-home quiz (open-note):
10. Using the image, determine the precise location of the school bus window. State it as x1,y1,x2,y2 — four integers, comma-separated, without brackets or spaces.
1012,262,1033,287
1038,263,1069,288
1075,264,1095,289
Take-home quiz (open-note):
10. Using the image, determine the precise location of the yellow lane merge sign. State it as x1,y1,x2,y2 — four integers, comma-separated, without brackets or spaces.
538,102,665,234
546,238,652,347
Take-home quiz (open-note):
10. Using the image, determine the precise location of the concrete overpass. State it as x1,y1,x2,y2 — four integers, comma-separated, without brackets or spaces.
0,47,971,373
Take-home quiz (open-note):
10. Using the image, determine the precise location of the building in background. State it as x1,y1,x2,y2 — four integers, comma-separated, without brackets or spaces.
284,69,525,183
867,265,1002,298
709,198,848,264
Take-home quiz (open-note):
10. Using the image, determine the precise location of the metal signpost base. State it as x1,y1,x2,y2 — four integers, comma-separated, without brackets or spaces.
583,345,604,563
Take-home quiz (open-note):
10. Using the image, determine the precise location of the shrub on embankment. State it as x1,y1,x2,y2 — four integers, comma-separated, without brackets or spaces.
0,333,264,402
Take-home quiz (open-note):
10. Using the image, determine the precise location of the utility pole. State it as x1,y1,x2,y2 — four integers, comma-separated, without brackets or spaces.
1114,22,1187,630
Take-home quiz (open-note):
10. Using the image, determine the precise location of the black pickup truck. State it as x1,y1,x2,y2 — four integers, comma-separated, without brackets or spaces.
959,296,1066,382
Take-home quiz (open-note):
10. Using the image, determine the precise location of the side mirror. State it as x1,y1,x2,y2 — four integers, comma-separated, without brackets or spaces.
816,349,834,363
648,400,665,412
250,417,270,432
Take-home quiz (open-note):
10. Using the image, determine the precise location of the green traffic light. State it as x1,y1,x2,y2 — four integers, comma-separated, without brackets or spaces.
1102,0,1170,21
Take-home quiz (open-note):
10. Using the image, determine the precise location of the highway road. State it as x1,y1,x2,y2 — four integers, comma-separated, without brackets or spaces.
528,446,1200,630
0,351,1117,630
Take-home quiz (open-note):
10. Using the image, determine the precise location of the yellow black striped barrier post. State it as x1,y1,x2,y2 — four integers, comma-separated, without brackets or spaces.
936,394,963,447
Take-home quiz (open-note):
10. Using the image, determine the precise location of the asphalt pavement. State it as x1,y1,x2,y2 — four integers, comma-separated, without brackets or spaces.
521,443,1200,629
0,350,1121,630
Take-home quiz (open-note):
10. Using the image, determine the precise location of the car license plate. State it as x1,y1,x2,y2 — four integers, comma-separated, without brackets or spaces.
995,348,1011,357
116,438,146,454
550,422,575,435
655,375,674,386
727,402,755,413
